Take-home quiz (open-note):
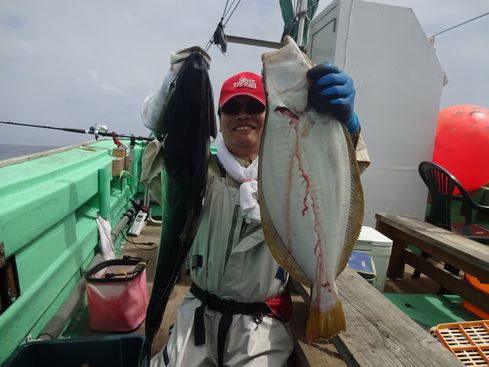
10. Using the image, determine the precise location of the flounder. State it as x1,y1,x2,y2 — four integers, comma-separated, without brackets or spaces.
259,36,364,341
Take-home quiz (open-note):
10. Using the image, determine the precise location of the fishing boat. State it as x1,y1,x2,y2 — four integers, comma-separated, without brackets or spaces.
1,0,488,366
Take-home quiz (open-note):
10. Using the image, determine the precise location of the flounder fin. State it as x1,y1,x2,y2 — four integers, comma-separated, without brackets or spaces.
260,194,312,288
306,298,346,342
337,125,365,277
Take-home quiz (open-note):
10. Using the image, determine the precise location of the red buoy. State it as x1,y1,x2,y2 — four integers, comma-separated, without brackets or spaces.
432,105,489,192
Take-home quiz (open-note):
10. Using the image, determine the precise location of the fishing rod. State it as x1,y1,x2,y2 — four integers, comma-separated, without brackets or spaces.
0,120,153,142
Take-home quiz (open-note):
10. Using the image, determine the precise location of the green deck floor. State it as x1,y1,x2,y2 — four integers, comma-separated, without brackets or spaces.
384,293,480,330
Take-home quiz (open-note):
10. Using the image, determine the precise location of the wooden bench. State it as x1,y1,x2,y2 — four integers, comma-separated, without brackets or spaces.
375,212,489,315
290,268,463,366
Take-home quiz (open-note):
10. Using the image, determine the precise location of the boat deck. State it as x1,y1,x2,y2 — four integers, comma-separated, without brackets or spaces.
99,221,467,366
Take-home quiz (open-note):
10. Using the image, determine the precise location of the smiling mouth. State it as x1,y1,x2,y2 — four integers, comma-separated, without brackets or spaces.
234,125,254,131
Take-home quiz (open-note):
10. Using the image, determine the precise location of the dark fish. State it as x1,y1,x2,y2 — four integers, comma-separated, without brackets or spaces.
143,46,217,359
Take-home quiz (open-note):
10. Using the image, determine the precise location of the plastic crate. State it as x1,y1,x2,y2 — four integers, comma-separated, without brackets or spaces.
3,334,146,367
430,320,489,366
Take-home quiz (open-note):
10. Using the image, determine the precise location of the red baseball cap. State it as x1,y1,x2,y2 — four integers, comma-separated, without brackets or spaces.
219,71,266,107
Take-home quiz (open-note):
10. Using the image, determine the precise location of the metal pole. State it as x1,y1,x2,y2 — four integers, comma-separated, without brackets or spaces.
111,209,135,242
225,35,282,49
296,0,308,47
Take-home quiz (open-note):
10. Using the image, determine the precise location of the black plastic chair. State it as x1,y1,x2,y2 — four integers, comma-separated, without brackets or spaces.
418,161,489,243
413,161,489,280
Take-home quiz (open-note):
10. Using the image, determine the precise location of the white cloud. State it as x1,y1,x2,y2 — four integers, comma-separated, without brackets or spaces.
0,0,488,146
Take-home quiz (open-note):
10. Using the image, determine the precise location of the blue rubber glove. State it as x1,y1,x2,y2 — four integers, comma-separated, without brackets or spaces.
307,63,360,135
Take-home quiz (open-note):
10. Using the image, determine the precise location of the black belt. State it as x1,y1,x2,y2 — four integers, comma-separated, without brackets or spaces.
190,283,271,367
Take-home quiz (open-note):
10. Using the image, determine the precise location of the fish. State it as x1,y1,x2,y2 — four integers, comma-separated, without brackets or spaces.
144,46,217,357
258,36,364,342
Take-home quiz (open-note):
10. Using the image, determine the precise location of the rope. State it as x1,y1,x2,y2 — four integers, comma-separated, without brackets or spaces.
431,10,489,37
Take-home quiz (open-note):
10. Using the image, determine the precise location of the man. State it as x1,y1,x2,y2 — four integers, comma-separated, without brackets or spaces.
147,65,369,367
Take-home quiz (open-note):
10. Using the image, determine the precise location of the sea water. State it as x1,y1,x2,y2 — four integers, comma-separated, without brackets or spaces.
0,144,59,161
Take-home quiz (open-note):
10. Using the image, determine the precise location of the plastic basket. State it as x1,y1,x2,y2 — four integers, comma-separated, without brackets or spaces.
3,334,146,367
430,320,489,366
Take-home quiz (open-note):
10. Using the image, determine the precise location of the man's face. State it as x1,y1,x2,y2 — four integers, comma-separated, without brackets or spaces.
220,95,266,160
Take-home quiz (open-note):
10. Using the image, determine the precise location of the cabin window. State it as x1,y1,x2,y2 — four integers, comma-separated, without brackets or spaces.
0,244,20,315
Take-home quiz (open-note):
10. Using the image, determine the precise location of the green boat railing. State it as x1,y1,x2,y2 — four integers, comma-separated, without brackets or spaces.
0,139,146,365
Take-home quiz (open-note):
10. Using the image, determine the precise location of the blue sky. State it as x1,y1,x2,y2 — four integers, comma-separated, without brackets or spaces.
0,0,488,146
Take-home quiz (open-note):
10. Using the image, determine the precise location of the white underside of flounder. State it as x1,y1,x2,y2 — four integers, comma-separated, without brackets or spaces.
259,37,364,341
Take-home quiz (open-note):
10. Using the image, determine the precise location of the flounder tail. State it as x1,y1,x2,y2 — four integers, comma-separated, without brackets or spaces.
306,298,346,342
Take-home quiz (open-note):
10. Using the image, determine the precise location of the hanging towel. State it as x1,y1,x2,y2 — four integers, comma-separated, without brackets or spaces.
216,140,260,223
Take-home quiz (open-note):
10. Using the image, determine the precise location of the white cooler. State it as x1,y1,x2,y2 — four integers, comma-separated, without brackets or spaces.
354,226,393,291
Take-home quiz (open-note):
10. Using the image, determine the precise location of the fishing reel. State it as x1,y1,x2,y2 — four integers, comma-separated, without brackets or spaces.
89,123,109,139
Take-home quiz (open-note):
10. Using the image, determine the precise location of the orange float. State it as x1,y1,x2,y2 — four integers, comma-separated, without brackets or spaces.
432,105,489,192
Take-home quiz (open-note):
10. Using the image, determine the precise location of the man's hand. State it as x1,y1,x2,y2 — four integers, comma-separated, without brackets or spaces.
307,63,360,135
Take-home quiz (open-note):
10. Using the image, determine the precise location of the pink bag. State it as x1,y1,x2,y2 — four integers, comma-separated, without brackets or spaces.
85,257,149,332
